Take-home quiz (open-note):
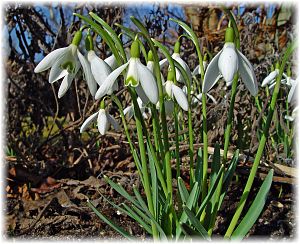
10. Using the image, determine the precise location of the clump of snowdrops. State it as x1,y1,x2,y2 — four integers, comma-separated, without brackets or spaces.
34,8,297,240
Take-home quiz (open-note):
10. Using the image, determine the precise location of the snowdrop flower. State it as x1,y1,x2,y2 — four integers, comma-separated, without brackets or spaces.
123,97,149,119
159,41,192,84
203,27,258,96
34,31,96,98
95,40,158,104
104,49,130,70
261,63,280,87
287,77,298,103
285,106,298,122
80,101,119,135
182,85,217,105
192,53,208,76
164,70,188,111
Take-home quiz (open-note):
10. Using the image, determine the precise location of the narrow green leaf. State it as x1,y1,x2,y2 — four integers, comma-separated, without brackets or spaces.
104,176,142,210
218,149,239,210
121,203,153,234
133,186,168,240
195,148,203,187
210,143,220,190
180,222,202,238
176,182,200,239
178,177,189,204
89,12,126,61
87,200,133,240
231,170,274,240
147,144,158,220
183,206,210,240
196,165,224,218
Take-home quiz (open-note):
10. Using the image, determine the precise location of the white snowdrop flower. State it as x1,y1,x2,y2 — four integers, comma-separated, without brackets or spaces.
192,53,208,76
203,27,258,96
159,41,192,84
80,108,119,135
288,77,298,103
284,106,298,122
164,70,188,111
123,97,149,120
261,69,279,87
34,31,87,98
95,40,158,104
104,49,130,70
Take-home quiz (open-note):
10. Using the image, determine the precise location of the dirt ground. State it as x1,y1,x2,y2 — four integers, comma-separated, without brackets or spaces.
5,152,296,240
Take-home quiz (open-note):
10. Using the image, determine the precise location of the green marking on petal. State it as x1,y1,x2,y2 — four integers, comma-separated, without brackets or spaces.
125,76,139,87
61,61,75,73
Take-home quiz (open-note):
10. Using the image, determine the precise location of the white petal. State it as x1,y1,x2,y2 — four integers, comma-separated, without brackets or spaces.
218,43,238,83
288,78,298,103
173,54,192,84
48,64,68,83
165,80,173,98
58,73,74,98
95,62,129,100
237,51,258,96
34,47,69,73
284,115,295,122
97,109,109,135
77,50,97,97
172,84,188,111
136,61,158,104
107,114,120,131
88,51,112,86
192,64,199,76
261,70,278,87
147,61,154,73
203,51,222,93
104,54,118,70
80,112,99,133
159,58,168,68
123,105,134,119
126,58,139,87
135,85,150,104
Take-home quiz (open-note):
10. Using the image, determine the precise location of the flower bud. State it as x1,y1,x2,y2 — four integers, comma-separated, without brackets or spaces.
174,40,180,54
71,30,82,46
147,50,154,62
85,33,94,51
130,40,140,58
225,27,235,43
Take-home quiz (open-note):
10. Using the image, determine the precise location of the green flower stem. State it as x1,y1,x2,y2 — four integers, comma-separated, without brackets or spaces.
225,41,297,239
200,94,208,199
130,16,173,203
174,103,181,179
222,74,238,164
129,89,159,239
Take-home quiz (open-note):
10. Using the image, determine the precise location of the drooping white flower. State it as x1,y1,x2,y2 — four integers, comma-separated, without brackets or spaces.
203,27,258,96
182,85,217,106
192,53,208,76
288,77,298,103
104,49,130,71
34,31,98,98
285,106,298,122
123,97,149,120
164,80,188,111
261,69,280,87
95,40,158,104
159,41,192,84
80,108,119,135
